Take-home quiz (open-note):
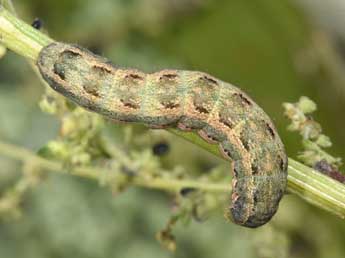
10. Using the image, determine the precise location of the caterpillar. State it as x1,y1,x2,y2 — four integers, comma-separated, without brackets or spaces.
37,42,288,228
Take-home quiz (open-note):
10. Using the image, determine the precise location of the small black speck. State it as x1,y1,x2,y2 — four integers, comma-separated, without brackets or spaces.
53,63,65,80
180,187,196,196
152,142,170,156
31,18,42,30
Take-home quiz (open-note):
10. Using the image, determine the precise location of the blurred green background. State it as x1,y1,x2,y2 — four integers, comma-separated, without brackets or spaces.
0,0,345,257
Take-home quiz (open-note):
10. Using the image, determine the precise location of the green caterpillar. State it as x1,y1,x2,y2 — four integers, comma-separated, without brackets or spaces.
37,42,288,228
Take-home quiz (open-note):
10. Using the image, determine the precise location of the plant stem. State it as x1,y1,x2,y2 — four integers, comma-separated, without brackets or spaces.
0,5,52,60
0,141,229,193
0,6,344,219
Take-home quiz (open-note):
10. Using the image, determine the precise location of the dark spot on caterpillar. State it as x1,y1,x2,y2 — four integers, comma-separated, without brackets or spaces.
265,122,275,138
61,49,82,59
278,156,285,171
233,161,244,177
120,99,139,109
236,184,244,193
185,125,197,130
92,65,112,75
159,73,178,81
253,191,259,203
31,18,42,30
209,135,217,141
233,167,239,177
206,134,217,142
219,117,233,129
198,128,226,144
152,142,170,156
161,101,180,109
83,83,100,97
180,187,196,196
200,75,218,85
195,104,209,114
251,162,259,175
53,63,65,80
240,132,250,151
222,147,234,160
125,73,144,81
234,93,252,106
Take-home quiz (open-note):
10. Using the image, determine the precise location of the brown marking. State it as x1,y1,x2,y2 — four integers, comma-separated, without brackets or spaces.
234,92,252,106
239,133,250,151
253,191,259,203
126,73,144,81
251,162,259,175
278,156,285,171
195,104,210,114
61,49,82,58
161,101,180,109
83,83,100,97
159,73,178,81
219,116,233,129
92,65,112,75
120,99,139,109
265,122,275,138
200,75,218,85
233,167,239,177
123,73,145,85
219,146,233,160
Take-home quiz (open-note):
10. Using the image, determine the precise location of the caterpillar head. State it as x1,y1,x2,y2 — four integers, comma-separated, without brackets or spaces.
37,42,111,111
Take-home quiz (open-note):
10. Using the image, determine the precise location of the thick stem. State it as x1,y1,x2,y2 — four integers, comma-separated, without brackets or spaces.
0,6,344,219
0,5,52,60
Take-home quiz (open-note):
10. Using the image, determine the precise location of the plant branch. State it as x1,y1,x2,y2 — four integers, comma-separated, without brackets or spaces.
0,141,229,193
0,5,51,60
0,6,344,219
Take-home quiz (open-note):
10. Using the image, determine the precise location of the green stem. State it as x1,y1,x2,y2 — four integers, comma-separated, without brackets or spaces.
0,5,52,60
0,6,344,219
0,141,229,193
